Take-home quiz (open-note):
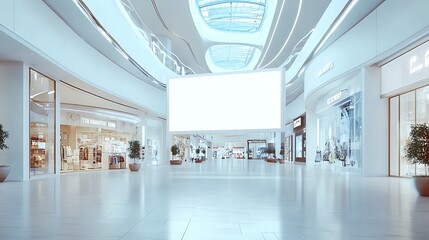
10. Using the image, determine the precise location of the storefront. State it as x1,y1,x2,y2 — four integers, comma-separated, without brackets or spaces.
59,106,140,172
247,139,266,159
293,115,306,163
28,71,167,175
382,41,429,177
313,79,362,169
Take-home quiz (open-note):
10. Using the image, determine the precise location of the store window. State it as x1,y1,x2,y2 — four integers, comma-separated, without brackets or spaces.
247,139,266,159
60,107,138,172
294,115,306,163
317,92,362,168
29,69,56,176
390,86,429,177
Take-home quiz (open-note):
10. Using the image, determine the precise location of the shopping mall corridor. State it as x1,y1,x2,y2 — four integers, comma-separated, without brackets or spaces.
0,159,427,240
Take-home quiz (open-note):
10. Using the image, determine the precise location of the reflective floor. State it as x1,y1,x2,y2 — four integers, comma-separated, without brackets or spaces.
0,159,427,240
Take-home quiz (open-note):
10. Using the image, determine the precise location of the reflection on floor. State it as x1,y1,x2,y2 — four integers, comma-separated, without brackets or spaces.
0,159,427,240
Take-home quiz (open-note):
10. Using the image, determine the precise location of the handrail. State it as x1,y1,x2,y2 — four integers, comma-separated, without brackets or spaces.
119,0,195,75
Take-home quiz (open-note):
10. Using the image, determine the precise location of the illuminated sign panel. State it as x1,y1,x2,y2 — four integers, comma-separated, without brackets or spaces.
81,117,116,128
168,69,283,132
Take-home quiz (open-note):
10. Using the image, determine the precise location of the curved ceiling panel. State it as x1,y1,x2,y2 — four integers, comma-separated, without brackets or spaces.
196,0,266,33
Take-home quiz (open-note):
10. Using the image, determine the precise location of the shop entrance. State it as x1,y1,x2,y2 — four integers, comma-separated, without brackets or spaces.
247,139,266,159
293,115,306,163
389,86,429,177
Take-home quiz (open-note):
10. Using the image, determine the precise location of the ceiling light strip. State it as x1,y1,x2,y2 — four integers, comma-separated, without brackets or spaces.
285,0,357,86
255,0,287,69
75,0,166,88
259,0,302,69
313,0,358,55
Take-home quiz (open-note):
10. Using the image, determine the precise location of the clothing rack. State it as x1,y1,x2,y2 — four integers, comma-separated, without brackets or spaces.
109,152,126,169
79,145,103,169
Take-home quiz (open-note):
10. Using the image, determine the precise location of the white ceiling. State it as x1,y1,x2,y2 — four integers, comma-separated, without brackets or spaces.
129,0,331,73
0,0,386,147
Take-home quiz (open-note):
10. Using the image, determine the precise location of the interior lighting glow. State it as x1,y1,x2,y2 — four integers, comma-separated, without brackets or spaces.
257,0,302,69
98,26,112,43
209,44,256,70
314,0,358,54
196,0,266,33
168,69,283,132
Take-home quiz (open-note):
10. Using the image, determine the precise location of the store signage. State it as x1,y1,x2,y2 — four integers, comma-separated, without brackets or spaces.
326,91,342,105
293,117,301,128
247,139,266,143
409,50,429,74
317,61,334,77
81,117,116,128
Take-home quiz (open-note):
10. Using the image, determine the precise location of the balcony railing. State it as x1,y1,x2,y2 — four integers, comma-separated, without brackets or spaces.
119,0,195,75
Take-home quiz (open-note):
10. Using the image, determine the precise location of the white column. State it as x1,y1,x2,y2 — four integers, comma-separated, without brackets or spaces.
275,132,281,158
207,141,213,160
305,108,317,167
361,67,388,176
0,62,30,181
55,78,61,174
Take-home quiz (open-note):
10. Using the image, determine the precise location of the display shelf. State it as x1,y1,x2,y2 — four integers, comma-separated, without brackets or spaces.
30,138,47,169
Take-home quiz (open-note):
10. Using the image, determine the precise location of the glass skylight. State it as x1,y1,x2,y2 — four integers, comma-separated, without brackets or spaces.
208,44,256,70
196,0,266,32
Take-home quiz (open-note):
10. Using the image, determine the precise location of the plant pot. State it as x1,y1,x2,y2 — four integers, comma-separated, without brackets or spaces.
170,160,182,165
195,159,203,163
414,176,429,196
266,158,278,163
278,159,285,164
128,163,141,172
0,166,10,182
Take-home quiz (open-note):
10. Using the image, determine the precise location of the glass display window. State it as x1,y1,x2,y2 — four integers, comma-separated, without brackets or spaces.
29,69,56,176
317,92,362,168
59,108,139,172
390,86,429,177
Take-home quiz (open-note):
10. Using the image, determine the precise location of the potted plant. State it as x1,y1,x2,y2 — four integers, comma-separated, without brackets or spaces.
405,123,429,196
195,148,203,163
201,149,206,161
0,124,10,182
170,144,182,165
266,147,277,163
127,140,141,171
279,148,285,164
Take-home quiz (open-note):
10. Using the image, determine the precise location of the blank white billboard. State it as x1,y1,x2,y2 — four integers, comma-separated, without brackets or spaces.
168,69,283,133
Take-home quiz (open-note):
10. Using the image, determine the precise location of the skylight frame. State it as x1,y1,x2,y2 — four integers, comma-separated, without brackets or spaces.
196,0,267,33
208,44,256,70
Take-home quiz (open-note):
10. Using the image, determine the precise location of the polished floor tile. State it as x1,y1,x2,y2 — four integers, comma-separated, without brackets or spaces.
0,159,427,240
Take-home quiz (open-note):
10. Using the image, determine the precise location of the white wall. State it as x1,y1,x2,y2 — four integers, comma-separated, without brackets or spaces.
302,0,429,176
0,0,167,117
305,108,317,167
84,0,175,83
376,0,429,55
305,0,429,99
285,93,305,124
145,118,165,164
304,11,377,99
381,41,429,97
361,67,388,176
0,62,29,181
